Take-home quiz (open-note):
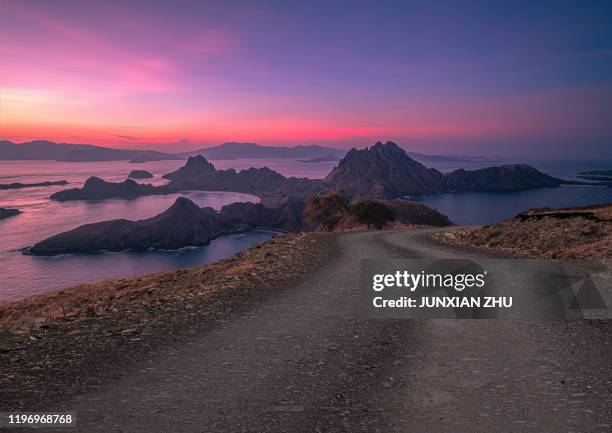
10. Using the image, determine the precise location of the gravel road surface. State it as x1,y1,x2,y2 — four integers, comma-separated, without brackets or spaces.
53,229,612,432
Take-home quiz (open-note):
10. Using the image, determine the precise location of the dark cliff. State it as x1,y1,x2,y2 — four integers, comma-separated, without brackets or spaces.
324,141,565,198
27,197,226,255
50,177,161,201
324,141,445,198
163,156,321,200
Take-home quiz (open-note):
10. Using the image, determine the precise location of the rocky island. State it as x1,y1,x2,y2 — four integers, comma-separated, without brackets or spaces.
47,141,571,204
27,198,225,255
0,207,21,219
128,170,154,179
162,155,322,203
50,177,162,201
27,193,453,255
323,142,567,198
0,180,68,190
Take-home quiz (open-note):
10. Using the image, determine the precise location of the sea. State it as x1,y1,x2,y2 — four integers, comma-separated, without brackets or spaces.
1,157,611,301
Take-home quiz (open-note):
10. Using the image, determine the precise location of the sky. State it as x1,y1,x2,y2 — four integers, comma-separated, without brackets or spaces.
1,0,611,158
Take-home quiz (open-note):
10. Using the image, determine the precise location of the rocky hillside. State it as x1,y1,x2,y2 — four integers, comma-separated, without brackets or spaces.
324,141,566,198
27,193,454,255
28,197,226,255
324,141,445,197
434,204,612,259
47,142,568,204
27,197,313,255
163,156,322,201
220,198,307,233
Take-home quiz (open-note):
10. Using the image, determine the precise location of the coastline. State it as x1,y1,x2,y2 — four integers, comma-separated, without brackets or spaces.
0,232,337,410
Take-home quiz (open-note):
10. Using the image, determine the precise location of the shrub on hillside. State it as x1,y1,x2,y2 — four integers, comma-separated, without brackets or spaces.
304,189,350,231
350,199,396,229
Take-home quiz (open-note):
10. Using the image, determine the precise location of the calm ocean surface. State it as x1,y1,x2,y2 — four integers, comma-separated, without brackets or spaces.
1,157,611,301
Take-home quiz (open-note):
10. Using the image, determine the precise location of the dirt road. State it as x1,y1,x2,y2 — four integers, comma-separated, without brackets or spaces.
57,229,612,432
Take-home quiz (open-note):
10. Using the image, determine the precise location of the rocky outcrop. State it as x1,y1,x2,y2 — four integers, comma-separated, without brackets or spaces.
128,170,154,179
163,156,321,201
0,207,21,219
0,180,68,190
27,197,226,255
444,164,562,192
27,192,454,255
50,177,161,201
27,197,308,255
162,155,215,181
324,141,566,198
434,203,612,259
324,141,445,198
220,198,308,233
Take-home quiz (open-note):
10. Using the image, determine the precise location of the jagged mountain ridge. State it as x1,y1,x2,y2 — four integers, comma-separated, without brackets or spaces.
324,141,565,198
47,141,568,203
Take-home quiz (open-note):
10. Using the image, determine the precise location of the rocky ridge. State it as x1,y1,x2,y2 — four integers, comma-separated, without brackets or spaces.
324,141,566,198
50,177,162,201
433,204,612,259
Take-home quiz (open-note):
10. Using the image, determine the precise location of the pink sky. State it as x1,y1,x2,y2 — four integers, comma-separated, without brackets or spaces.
1,0,611,157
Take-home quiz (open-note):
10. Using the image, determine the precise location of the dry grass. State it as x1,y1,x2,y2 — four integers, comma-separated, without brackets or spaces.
433,204,612,259
0,234,318,332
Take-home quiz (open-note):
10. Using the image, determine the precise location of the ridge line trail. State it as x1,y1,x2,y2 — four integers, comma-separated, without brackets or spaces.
58,230,611,433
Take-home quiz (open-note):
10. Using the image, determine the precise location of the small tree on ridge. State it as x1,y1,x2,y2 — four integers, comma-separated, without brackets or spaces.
305,189,350,231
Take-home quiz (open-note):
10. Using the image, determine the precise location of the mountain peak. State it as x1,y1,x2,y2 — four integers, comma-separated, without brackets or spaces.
324,141,444,198
185,155,215,170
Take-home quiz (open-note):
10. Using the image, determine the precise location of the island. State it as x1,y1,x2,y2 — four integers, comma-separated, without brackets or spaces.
26,194,453,255
0,207,21,219
0,180,68,190
48,141,572,204
26,198,224,255
323,142,568,198
0,139,181,162
128,170,154,179
50,177,162,201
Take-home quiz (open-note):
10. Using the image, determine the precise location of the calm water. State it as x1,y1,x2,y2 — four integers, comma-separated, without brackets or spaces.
417,159,612,225
0,160,269,301
1,157,611,301
417,185,612,225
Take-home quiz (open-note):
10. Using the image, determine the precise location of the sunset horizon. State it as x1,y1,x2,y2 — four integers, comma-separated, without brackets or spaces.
1,0,611,158
2,3,612,432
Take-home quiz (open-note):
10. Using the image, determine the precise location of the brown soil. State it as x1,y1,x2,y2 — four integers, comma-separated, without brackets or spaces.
0,233,335,410
433,203,612,259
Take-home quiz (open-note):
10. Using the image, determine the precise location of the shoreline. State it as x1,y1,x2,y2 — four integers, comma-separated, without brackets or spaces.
0,232,337,410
